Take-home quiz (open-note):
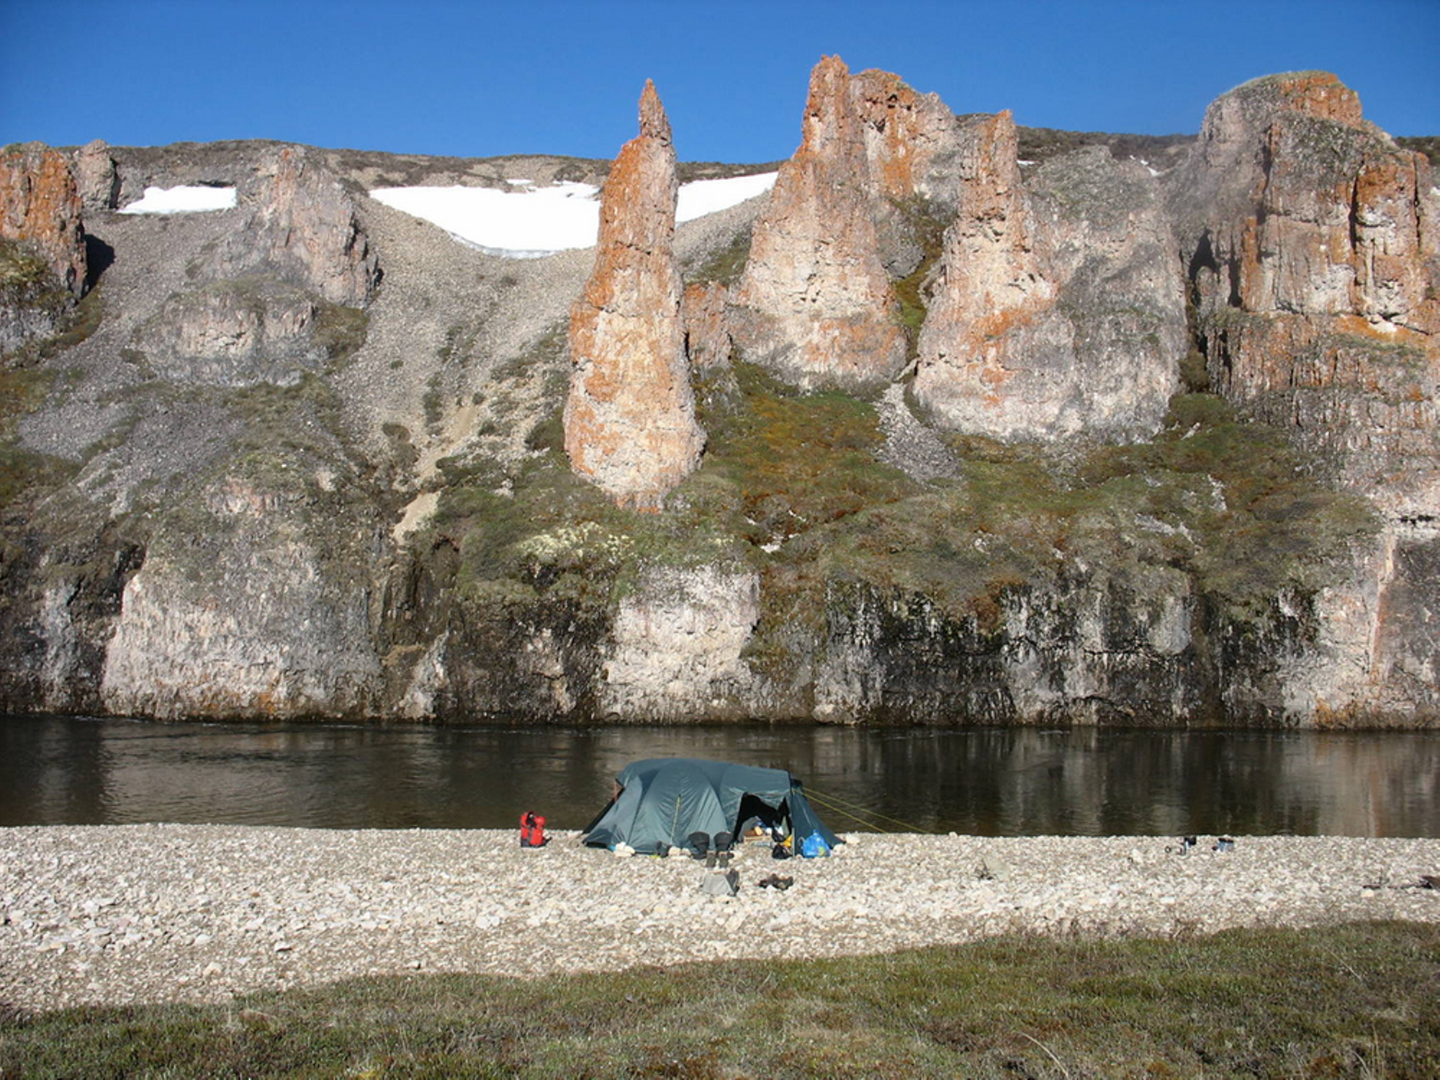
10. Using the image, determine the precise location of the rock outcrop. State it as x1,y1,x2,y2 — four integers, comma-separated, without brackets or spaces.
1164,72,1440,726
100,472,383,720
1169,71,1440,511
914,114,1184,442
137,278,330,386
681,282,731,369
0,142,87,295
564,81,704,509
600,566,760,719
851,68,965,208
2,66,1438,730
198,145,379,308
729,56,907,390
73,139,121,212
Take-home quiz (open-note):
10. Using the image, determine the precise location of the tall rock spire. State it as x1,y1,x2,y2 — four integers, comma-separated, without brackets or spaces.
564,80,704,510
914,111,1184,442
729,56,906,390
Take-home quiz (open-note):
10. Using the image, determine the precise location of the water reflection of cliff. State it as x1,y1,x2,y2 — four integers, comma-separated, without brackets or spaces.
2,718,1437,837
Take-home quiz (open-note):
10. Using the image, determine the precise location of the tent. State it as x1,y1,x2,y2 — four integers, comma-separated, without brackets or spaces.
582,758,841,854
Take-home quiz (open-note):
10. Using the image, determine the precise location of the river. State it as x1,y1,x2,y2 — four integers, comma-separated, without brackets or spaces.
2,715,1437,837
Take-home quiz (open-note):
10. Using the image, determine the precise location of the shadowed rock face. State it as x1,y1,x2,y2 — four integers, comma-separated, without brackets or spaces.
564,81,704,510
681,282,731,369
0,142,87,295
1169,71,1440,514
915,114,1184,442
729,56,907,391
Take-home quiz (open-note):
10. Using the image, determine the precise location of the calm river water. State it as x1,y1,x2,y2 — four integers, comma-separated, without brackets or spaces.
2,715,1437,837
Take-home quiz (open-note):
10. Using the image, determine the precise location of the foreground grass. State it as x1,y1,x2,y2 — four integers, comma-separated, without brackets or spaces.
4,923,1438,1078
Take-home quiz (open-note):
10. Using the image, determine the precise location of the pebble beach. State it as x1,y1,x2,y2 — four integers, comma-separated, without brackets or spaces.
3,826,1438,1012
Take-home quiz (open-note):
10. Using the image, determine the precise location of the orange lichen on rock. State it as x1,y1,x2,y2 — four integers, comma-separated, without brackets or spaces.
1266,71,1364,127
915,111,1185,442
0,142,87,294
563,81,704,510
681,282,732,369
914,112,1057,426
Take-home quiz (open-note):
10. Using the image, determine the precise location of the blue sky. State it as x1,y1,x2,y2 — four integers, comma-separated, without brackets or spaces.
3,0,1437,163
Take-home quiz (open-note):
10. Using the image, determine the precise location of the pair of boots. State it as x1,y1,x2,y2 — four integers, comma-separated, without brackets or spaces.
757,874,793,891
689,830,734,868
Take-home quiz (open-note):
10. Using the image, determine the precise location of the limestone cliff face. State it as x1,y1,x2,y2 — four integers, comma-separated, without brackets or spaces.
681,282,731,369
600,566,760,720
851,67,967,276
729,56,907,390
1170,71,1440,512
138,279,329,387
915,114,1184,441
100,473,383,720
0,142,87,296
198,145,379,308
140,144,377,390
1166,72,1440,725
3,69,1440,730
851,68,965,208
564,81,704,509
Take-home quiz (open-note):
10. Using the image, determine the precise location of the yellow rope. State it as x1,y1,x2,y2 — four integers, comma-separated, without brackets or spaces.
805,788,928,834
802,791,895,832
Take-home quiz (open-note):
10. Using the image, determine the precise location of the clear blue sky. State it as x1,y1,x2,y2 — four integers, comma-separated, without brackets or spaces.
3,0,1437,163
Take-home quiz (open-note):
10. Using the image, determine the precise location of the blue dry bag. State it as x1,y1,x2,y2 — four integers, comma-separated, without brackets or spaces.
800,831,830,858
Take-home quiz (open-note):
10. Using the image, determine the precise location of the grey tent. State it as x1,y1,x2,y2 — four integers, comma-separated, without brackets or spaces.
582,758,841,853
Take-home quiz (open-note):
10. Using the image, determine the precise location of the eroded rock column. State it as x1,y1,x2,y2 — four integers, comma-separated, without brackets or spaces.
729,56,906,390
915,112,1184,442
564,81,704,510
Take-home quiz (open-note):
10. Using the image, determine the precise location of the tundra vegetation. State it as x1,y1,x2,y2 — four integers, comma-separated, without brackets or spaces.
4,923,1437,1077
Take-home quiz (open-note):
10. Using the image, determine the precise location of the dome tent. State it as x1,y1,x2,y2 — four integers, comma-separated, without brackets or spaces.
582,758,841,854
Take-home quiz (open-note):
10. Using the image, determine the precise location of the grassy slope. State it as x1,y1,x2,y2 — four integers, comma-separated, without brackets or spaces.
425,361,1376,678
4,922,1438,1077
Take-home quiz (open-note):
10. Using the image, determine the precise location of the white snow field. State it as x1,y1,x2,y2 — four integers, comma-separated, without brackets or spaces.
118,185,238,213
370,171,777,258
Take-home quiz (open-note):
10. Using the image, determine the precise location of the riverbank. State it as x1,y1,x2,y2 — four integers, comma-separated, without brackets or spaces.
3,826,1438,1011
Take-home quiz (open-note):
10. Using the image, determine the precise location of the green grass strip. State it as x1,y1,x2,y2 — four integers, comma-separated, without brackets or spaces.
4,921,1438,1077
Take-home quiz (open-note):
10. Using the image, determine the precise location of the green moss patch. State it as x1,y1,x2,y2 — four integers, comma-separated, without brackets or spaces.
684,225,753,287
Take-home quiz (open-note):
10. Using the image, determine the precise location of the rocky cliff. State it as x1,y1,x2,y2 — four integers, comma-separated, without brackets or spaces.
0,143,88,356
1164,72,1440,723
1,63,1437,728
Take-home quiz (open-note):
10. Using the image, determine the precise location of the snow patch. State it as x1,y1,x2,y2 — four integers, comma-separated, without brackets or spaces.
675,172,777,221
369,171,777,259
370,181,600,258
119,185,237,214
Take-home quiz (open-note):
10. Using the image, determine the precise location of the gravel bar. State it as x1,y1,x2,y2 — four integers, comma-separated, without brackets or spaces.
3,826,1438,1011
